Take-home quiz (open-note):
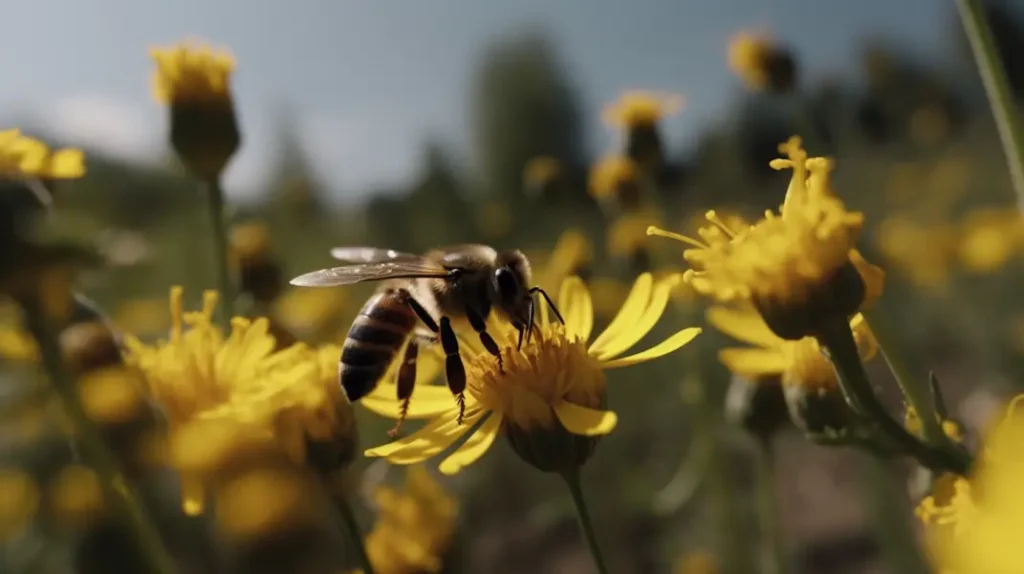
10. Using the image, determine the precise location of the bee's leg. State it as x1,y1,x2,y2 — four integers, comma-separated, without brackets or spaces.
399,291,467,424
439,317,467,425
388,340,419,438
464,304,504,374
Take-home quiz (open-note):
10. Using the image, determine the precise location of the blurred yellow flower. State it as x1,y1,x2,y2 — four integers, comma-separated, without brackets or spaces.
77,367,147,426
0,468,38,541
650,137,879,339
727,30,775,91
957,208,1023,274
123,286,354,514
601,90,683,130
364,274,701,474
113,297,171,337
150,40,234,105
523,156,562,194
48,465,105,529
534,229,593,294
708,304,875,391
271,286,350,340
215,467,320,540
876,215,956,289
919,395,1024,572
607,210,661,259
0,325,38,362
674,551,718,574
230,221,272,265
357,466,457,574
0,129,85,179
589,155,639,200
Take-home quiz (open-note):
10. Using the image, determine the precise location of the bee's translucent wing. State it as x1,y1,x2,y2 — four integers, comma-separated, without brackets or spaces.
289,260,451,287
329,247,422,264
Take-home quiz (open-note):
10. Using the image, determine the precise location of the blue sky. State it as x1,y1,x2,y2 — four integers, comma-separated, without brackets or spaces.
0,0,955,202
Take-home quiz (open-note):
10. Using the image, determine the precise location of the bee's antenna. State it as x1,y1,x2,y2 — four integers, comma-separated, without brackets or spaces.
529,286,564,325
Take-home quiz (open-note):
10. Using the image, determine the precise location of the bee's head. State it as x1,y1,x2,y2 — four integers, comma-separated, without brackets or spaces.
491,250,562,349
492,250,532,326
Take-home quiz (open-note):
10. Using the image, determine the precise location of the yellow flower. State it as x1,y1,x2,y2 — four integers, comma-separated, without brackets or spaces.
601,90,684,130
230,221,272,265
708,304,875,391
150,40,234,105
919,395,1024,573
650,137,878,339
364,274,701,474
150,39,240,180
48,465,105,529
0,129,84,179
123,287,355,514
589,155,639,201
0,325,38,362
359,465,457,574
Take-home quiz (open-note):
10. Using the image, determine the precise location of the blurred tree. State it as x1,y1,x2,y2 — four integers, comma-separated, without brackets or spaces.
470,29,588,216
405,140,476,247
264,108,330,221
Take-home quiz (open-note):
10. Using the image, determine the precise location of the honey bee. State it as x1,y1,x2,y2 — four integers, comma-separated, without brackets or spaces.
289,244,563,434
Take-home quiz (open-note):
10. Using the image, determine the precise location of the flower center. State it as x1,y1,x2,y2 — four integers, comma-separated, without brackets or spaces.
466,324,606,430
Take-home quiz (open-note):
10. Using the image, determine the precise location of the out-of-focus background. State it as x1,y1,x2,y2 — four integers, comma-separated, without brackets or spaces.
3,0,1024,572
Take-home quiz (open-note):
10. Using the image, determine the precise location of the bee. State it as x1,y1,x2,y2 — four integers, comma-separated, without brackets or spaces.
289,244,563,435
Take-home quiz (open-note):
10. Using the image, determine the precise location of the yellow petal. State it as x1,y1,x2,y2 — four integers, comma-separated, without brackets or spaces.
589,273,653,352
718,347,789,377
706,305,780,349
438,413,502,475
360,388,457,420
364,407,483,464
553,401,617,436
558,276,594,341
589,274,676,360
600,327,701,369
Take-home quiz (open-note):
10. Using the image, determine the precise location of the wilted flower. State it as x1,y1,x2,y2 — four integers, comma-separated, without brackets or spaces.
355,465,457,574
364,274,701,474
727,30,797,93
917,395,1024,572
0,129,85,180
650,137,884,340
708,304,876,434
123,287,356,514
150,39,240,180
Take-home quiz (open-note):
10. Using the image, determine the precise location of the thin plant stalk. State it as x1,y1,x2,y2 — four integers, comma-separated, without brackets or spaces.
19,297,176,574
815,318,971,475
332,492,375,574
755,441,786,574
561,468,610,574
956,0,1024,214
204,178,235,329
863,308,947,446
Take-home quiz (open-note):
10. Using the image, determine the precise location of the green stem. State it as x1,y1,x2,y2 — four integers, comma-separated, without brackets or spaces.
755,441,786,574
956,0,1024,213
204,178,235,329
19,298,176,574
560,468,610,574
862,308,946,446
815,318,970,475
333,493,375,574
652,432,709,515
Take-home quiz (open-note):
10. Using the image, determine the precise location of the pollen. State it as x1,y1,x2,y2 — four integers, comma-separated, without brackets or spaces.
468,324,606,431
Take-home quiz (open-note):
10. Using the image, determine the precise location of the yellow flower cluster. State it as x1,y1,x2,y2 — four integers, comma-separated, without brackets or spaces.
0,129,84,180
123,287,354,514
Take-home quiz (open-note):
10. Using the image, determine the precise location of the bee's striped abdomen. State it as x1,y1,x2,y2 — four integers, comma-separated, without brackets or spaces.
339,290,416,402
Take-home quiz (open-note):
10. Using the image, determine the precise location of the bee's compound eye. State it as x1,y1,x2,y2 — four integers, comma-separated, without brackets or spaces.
494,268,519,302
